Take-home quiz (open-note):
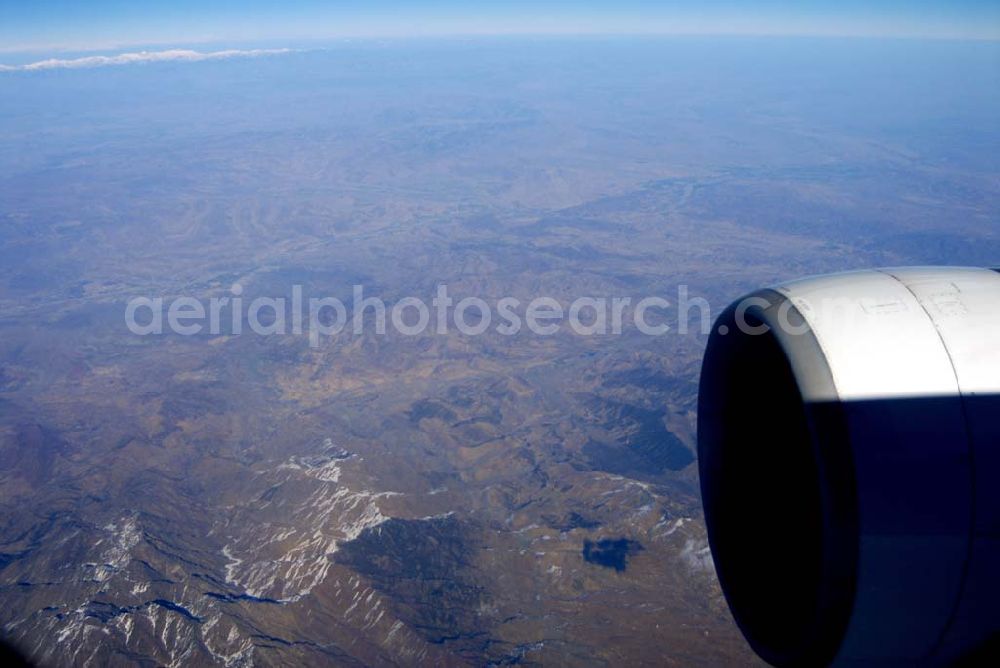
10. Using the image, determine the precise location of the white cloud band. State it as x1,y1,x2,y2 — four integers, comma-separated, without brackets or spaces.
0,48,293,72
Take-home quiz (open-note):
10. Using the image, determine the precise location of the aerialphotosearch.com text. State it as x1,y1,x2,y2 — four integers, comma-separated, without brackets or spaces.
124,283,804,347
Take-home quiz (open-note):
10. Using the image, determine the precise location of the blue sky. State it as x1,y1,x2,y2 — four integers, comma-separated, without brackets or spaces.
1,1,998,52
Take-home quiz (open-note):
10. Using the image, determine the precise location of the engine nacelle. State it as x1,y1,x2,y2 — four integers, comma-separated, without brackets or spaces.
698,267,1000,666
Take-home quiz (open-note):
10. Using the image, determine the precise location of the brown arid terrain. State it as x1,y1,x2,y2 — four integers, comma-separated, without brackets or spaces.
0,38,997,665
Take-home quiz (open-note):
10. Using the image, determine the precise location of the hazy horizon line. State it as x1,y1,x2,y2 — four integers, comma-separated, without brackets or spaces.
1,27,997,60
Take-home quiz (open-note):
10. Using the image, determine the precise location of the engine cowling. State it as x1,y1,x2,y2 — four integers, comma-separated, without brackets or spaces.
698,267,1000,666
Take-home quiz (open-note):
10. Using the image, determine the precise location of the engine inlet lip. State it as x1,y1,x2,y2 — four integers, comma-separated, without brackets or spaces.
698,290,859,668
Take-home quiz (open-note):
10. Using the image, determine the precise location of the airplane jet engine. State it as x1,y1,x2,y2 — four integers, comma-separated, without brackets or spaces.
697,267,1000,666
